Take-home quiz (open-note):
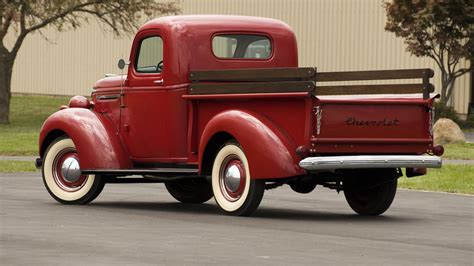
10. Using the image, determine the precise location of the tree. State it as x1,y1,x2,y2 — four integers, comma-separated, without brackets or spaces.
0,1,179,124
385,0,473,106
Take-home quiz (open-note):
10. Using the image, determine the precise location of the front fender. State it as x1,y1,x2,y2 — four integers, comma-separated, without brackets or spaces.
39,108,132,170
199,110,305,179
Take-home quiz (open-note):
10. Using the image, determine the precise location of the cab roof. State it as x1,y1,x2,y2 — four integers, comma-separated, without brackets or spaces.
139,15,294,33
131,15,298,85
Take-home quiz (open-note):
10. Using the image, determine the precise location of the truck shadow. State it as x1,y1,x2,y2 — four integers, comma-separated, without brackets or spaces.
252,207,415,222
90,201,417,223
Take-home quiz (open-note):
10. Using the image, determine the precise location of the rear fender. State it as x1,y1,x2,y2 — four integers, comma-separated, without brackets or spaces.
39,108,132,169
199,110,305,179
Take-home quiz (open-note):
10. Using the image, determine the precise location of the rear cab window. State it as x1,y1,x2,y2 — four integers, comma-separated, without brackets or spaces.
212,34,272,59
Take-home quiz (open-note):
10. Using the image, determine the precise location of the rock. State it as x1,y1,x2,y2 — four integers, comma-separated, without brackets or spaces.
433,118,466,145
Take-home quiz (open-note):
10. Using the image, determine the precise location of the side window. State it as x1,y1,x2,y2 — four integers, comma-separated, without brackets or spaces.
135,36,163,73
212,34,272,59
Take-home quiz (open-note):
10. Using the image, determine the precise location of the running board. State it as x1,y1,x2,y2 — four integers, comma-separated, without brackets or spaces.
299,155,442,170
105,177,164,183
104,175,206,183
81,168,199,176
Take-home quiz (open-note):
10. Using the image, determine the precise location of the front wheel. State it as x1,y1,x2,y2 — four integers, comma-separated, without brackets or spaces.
343,171,398,216
42,137,105,204
211,142,264,216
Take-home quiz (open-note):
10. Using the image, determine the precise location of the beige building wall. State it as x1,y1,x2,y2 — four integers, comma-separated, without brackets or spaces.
9,0,471,115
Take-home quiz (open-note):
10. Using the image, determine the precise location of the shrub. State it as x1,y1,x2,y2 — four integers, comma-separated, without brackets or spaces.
433,102,461,124
461,114,474,129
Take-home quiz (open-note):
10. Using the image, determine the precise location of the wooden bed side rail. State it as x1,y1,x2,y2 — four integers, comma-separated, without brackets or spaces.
189,68,434,99
188,68,316,95
189,67,316,82
315,68,434,82
315,68,434,99
315,83,434,96
189,68,433,82
188,81,315,95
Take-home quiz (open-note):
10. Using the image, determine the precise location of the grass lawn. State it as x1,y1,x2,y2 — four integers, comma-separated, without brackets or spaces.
398,164,474,194
0,95,69,156
0,160,38,173
442,142,474,160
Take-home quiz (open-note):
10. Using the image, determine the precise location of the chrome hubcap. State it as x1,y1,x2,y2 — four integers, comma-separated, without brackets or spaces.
61,157,81,182
224,164,242,192
53,149,87,192
219,156,246,202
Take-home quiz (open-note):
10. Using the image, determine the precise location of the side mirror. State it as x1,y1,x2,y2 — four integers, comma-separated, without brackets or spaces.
118,59,127,70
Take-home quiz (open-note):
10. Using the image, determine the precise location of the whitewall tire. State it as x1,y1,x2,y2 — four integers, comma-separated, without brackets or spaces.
42,137,105,204
211,142,264,216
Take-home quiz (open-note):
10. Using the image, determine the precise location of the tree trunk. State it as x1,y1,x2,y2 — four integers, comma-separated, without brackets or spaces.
445,76,456,105
440,71,449,104
0,47,13,124
439,71,458,107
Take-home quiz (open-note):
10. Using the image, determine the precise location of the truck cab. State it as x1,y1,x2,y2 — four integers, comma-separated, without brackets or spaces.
38,15,442,216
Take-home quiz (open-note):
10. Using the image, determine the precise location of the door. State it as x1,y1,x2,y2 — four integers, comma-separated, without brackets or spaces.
121,32,171,159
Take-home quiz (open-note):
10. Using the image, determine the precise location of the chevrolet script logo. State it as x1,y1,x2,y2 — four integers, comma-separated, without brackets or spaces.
345,117,400,126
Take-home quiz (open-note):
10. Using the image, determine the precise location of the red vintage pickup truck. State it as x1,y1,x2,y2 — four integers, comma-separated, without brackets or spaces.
37,15,443,216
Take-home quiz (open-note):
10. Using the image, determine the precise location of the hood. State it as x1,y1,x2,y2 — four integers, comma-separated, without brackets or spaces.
93,75,127,89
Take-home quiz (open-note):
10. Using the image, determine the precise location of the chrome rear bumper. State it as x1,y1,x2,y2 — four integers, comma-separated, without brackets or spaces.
299,155,442,171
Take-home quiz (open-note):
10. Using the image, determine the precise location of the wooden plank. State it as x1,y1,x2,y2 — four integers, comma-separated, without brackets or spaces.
190,67,316,82
314,83,434,96
183,92,310,100
316,68,434,82
189,81,315,95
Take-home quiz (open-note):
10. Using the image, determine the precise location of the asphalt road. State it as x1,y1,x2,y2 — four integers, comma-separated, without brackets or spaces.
1,173,473,265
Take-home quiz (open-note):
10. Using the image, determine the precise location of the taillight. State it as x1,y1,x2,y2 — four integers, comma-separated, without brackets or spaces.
432,145,444,156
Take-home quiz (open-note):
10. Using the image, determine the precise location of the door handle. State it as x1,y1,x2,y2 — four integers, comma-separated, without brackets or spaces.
154,79,163,85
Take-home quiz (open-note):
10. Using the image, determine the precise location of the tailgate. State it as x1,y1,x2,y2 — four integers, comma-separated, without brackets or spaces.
312,96,435,154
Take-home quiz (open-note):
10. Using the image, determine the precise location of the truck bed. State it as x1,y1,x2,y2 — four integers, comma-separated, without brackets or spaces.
188,67,436,156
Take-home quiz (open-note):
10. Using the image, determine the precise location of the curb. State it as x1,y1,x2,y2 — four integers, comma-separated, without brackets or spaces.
0,156,37,161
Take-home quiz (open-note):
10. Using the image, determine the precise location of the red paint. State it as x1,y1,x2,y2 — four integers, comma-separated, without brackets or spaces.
39,108,132,169
39,15,436,180
199,109,305,178
68,96,91,109
312,96,434,154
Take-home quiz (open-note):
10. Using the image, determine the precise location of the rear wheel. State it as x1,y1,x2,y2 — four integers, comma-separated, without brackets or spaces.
343,170,398,216
42,137,105,204
165,179,213,203
211,142,264,216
